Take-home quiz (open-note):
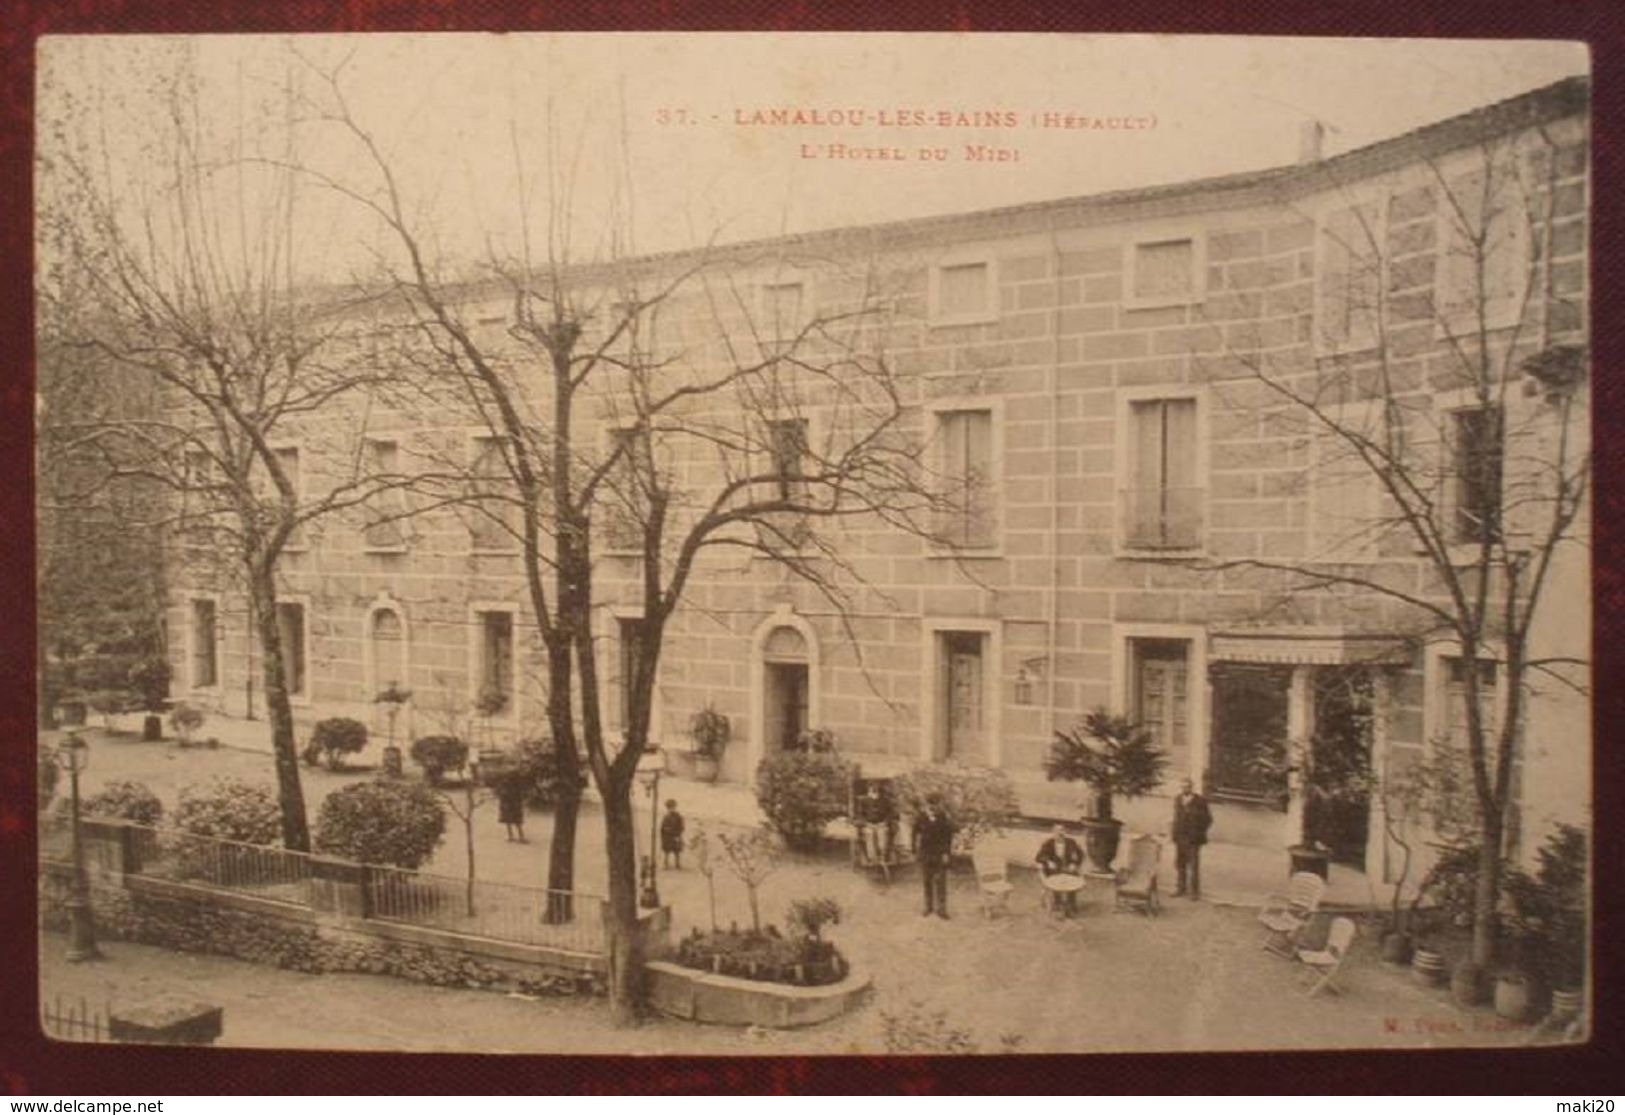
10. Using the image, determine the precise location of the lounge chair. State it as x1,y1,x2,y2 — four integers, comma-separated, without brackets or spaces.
1114,833,1162,916
1259,871,1327,956
1297,916,1356,995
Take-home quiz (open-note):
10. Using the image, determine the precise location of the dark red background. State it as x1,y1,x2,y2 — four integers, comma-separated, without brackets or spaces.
1,0,1619,1095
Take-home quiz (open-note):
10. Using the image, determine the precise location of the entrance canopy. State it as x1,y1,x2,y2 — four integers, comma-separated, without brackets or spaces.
1208,627,1411,668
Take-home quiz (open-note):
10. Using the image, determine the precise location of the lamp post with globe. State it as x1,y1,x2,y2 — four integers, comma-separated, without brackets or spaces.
636,748,666,909
55,731,101,962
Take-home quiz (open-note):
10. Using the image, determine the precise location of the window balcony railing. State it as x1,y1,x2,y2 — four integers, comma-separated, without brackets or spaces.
1120,486,1205,551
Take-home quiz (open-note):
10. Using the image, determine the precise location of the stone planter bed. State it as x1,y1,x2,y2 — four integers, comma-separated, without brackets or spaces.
645,960,871,1028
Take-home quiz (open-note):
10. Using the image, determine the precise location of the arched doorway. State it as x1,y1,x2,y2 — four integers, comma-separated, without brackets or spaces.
365,597,410,740
748,609,820,781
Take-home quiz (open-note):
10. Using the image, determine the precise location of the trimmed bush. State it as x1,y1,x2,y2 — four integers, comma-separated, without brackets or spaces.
173,777,281,845
755,750,854,852
83,780,164,825
168,703,206,745
314,779,446,869
311,717,369,771
410,735,469,786
893,762,1019,854
515,738,586,809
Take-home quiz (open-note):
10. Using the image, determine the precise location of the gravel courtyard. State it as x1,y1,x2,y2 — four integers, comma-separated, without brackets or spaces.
37,729,1560,1053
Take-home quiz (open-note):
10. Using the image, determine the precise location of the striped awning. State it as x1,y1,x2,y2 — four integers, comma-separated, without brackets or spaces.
1208,628,1412,666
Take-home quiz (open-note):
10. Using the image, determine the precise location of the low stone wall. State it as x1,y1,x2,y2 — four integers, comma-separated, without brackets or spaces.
41,821,679,999
645,960,870,1029
41,861,602,997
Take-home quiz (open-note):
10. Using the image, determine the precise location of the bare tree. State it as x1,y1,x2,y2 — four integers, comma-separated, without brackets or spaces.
37,49,416,850
1192,115,1589,969
295,60,951,1021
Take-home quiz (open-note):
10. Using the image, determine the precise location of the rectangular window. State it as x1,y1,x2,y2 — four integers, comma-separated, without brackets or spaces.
1123,397,1201,550
476,611,514,715
191,599,218,689
759,418,811,547
1132,639,1190,773
1132,238,1196,304
469,437,516,552
275,602,306,698
617,616,647,736
1317,202,1384,351
939,631,987,763
1438,167,1530,330
934,261,991,321
1450,406,1504,544
365,440,408,552
1443,656,1498,744
762,282,804,343
936,409,996,549
602,428,649,552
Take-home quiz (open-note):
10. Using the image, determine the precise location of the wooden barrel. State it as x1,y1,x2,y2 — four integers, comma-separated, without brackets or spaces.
1411,947,1446,987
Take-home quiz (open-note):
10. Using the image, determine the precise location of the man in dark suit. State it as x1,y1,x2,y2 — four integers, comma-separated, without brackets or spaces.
1035,823,1085,914
913,798,957,919
1171,777,1213,899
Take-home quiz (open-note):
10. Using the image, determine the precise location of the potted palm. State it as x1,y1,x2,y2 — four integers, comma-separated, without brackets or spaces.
684,704,731,783
1045,708,1168,872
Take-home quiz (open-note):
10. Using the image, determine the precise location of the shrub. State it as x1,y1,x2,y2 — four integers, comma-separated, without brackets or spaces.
86,689,137,730
755,751,854,851
673,925,847,987
410,735,468,786
893,762,1019,853
168,703,206,745
126,656,171,714
173,777,281,845
786,897,841,940
314,779,447,869
311,717,369,771
514,739,585,809
83,780,164,825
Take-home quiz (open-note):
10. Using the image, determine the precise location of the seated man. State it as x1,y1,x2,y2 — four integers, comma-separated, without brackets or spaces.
1036,824,1085,914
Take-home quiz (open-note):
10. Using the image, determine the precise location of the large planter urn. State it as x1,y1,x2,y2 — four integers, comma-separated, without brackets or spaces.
1494,972,1536,1022
1411,945,1446,987
1288,844,1331,881
1078,816,1123,873
692,752,719,783
142,714,164,742
1452,959,1488,1007
1380,931,1414,966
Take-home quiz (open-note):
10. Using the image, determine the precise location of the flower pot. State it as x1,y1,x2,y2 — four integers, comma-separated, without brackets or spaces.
1494,973,1535,1022
1288,845,1330,881
1452,959,1488,1007
1079,816,1123,872
692,754,719,783
1380,931,1414,966
1550,987,1583,1020
142,714,163,742
1411,946,1446,987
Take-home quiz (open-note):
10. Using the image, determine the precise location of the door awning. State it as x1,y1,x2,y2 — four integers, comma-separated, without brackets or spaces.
1208,627,1412,667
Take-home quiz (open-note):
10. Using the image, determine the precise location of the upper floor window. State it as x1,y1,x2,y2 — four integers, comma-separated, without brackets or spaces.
1448,405,1504,545
759,417,811,547
761,282,805,345
1310,413,1382,562
934,407,997,550
1122,396,1202,551
1316,201,1385,352
602,427,650,553
930,260,995,325
1437,166,1531,332
469,436,517,553
364,439,408,552
1128,237,1200,308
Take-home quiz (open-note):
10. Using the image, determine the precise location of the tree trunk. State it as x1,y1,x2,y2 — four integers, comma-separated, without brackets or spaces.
543,645,581,923
249,566,309,851
602,782,645,1025
748,883,761,933
1471,816,1503,967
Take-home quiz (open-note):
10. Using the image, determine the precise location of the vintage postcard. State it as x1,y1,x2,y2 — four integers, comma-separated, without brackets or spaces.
34,32,1591,1055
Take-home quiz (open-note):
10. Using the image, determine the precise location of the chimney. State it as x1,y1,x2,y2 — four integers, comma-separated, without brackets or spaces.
1297,119,1325,164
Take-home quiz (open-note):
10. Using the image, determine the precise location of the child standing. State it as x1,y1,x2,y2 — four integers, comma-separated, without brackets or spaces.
660,799,686,869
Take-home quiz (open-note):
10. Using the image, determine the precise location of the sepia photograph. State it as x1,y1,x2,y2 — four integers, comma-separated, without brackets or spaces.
32,31,1592,1056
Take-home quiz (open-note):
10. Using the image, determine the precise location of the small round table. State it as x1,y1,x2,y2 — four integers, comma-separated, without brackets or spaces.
1041,872,1086,917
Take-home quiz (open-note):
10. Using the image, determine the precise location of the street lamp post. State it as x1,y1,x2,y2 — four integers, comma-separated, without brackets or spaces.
636,748,666,910
56,732,101,962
